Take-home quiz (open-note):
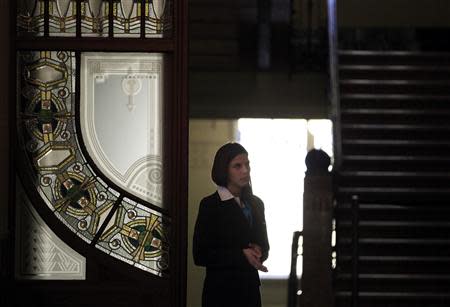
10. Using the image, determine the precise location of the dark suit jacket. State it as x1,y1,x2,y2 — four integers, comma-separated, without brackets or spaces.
193,191,269,307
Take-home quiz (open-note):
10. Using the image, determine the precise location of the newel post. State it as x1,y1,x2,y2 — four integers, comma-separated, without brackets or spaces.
300,149,334,307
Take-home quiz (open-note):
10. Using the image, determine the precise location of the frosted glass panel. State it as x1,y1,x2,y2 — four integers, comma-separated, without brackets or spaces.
80,53,165,208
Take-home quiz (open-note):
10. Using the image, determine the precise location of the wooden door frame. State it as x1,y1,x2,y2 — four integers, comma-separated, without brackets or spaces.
2,1,188,306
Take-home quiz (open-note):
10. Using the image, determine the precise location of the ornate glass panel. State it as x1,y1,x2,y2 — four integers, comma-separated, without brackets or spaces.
113,0,141,37
17,0,45,36
81,0,109,37
96,197,169,276
17,0,173,38
80,53,164,208
49,0,77,36
17,51,169,275
145,0,173,38
17,51,118,243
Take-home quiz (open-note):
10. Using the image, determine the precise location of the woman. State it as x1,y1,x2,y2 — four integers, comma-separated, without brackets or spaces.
193,142,270,307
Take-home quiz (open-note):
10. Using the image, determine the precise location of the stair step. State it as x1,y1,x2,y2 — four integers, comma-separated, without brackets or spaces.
342,139,450,146
337,273,450,281
338,50,450,57
342,155,450,162
338,187,450,195
340,64,450,71
341,93,450,100
341,108,450,115
339,203,450,211
342,123,450,130
340,255,450,262
335,291,450,298
340,79,450,85
338,238,450,245
339,171,450,178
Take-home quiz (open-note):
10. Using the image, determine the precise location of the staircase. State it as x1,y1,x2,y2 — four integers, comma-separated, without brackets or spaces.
334,50,450,307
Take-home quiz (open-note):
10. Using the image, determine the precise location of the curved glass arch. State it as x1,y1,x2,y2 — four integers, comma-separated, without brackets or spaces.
17,50,170,276
80,53,164,209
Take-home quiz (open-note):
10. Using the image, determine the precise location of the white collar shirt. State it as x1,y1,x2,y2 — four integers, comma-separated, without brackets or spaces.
217,186,243,207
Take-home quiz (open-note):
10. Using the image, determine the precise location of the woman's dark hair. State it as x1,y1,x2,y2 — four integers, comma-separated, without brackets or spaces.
211,142,248,186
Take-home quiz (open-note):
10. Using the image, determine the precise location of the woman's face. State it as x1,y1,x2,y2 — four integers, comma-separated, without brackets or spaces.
227,153,251,192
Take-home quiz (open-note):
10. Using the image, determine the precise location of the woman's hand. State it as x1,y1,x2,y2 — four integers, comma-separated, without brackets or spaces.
243,244,268,272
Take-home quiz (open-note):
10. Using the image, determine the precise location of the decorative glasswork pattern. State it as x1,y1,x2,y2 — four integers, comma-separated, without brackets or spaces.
18,51,117,243
16,186,86,280
112,0,172,37
113,0,141,37
17,51,170,276
81,0,109,37
17,0,172,37
80,53,164,208
48,0,78,36
96,197,170,276
144,0,173,38
49,0,77,36
17,0,45,36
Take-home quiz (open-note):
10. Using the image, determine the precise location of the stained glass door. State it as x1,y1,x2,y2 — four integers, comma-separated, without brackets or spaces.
9,1,187,306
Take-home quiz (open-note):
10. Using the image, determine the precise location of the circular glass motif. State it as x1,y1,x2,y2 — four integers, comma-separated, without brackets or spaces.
148,166,162,184
109,238,121,250
53,172,97,217
25,94,67,141
122,219,166,259
78,219,89,230
40,175,52,186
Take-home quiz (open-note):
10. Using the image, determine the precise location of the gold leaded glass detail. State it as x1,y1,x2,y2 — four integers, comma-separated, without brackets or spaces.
145,0,172,38
18,51,119,243
21,51,72,144
113,0,141,37
81,0,109,37
49,0,77,36
17,0,45,36
96,197,169,276
25,53,68,90
17,0,173,38
35,144,76,171
17,51,170,276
